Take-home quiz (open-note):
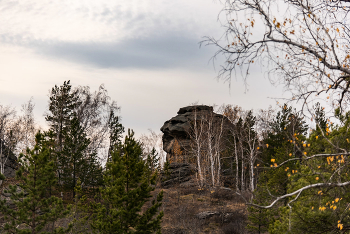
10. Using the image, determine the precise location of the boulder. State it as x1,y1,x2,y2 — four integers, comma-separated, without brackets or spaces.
195,211,220,219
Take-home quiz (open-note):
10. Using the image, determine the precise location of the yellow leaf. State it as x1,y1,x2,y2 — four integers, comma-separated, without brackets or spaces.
316,177,319,180
333,205,337,210
271,159,275,162
303,144,306,147
257,147,260,150
335,198,339,202
338,223,343,230
289,153,292,156
266,144,269,148
316,136,318,139
276,22,281,28
304,152,307,155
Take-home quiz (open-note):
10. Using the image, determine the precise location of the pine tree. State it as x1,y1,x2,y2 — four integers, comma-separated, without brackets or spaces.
91,129,163,234
146,148,159,173
107,110,124,162
59,115,102,199
45,80,80,151
0,132,71,234
45,80,81,187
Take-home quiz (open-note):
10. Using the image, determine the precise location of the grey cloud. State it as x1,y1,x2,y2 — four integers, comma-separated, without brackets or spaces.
25,36,216,70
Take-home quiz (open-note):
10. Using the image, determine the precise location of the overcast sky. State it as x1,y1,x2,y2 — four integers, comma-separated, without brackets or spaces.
0,0,285,137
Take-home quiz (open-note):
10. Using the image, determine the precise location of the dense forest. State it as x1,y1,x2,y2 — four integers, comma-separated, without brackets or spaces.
1,79,350,233
0,81,163,233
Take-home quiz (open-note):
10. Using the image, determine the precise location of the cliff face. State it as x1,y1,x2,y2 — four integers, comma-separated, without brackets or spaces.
160,105,232,162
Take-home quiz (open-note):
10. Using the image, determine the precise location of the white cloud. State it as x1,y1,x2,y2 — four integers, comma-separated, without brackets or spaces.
0,0,223,43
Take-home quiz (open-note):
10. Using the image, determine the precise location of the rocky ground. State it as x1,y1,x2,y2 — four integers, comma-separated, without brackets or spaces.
159,186,247,234
159,163,247,234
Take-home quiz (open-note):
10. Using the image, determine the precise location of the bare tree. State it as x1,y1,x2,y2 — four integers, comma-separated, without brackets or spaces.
205,109,225,187
0,99,37,184
0,105,17,184
188,108,227,187
222,105,275,193
139,129,166,167
16,98,37,153
204,0,350,110
189,109,206,187
74,84,120,162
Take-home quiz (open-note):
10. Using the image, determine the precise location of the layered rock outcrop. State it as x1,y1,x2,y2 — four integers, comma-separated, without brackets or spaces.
160,105,232,162
160,105,233,187
161,162,196,188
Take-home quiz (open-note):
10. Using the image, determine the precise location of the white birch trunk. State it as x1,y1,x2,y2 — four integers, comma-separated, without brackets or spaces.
234,136,239,192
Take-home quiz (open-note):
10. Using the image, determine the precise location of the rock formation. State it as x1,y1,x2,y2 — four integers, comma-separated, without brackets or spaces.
160,105,233,187
161,162,196,188
0,139,18,178
160,105,232,163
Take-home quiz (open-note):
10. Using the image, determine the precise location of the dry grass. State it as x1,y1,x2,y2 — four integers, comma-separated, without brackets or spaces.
159,186,247,234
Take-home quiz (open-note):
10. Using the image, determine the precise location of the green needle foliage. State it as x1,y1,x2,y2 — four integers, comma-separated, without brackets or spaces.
45,80,80,151
107,110,125,161
59,115,102,199
0,132,71,234
91,129,163,234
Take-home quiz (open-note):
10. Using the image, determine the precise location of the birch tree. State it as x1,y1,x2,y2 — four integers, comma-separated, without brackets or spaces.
205,0,350,110
139,129,166,168
224,106,261,193
188,107,227,187
189,109,205,187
